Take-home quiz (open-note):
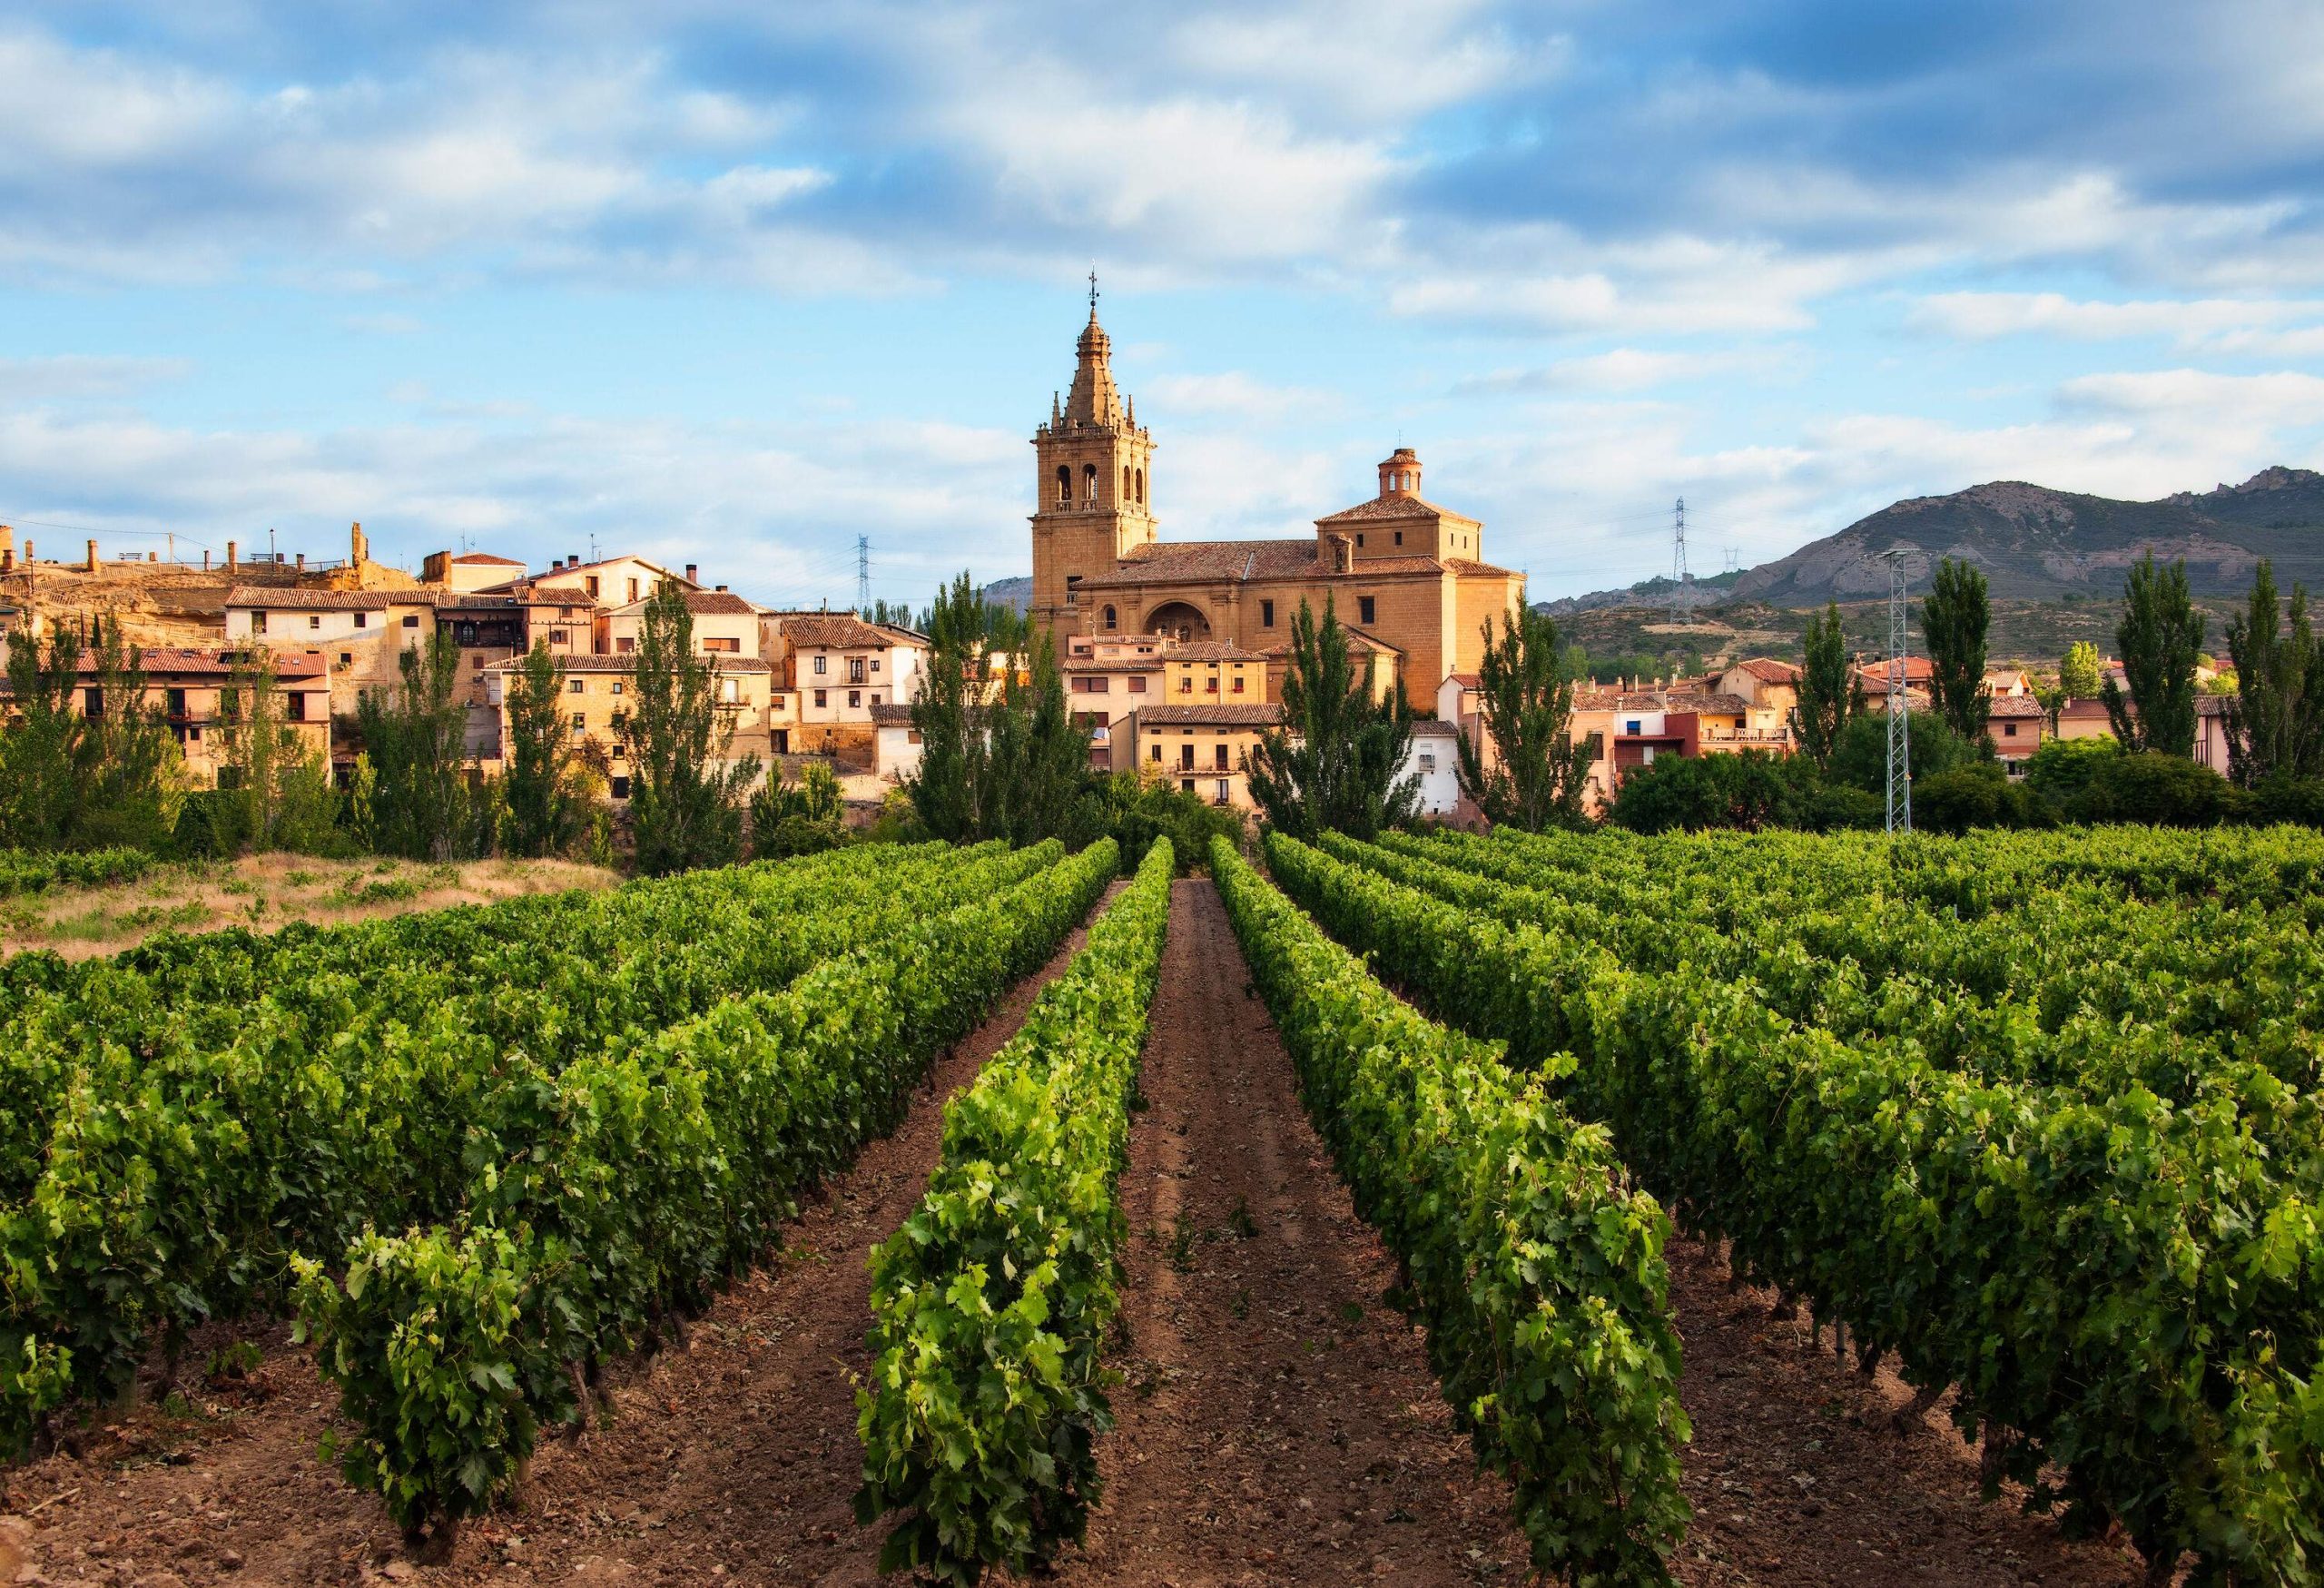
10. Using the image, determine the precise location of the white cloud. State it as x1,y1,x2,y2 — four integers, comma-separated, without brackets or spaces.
0,354,192,399
1143,371,1339,419
1452,346,1797,395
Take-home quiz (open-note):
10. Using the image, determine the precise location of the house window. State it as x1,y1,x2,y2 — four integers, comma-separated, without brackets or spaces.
1206,676,1218,694
166,688,187,718
1128,676,1147,693
1180,778,1195,794
848,690,862,708
251,611,268,635
1214,745,1229,770
1232,676,1245,694
1419,753,1436,774
1625,720,1641,735
813,655,828,675
814,688,827,707
721,678,739,704
560,606,575,619
1358,596,1376,626
611,774,630,800
612,681,625,695
287,692,307,723
571,712,586,730
1394,531,1403,547
703,636,740,654
550,628,570,646
2004,723,2018,737
850,657,865,684
340,652,352,666
1179,745,1195,770
872,693,881,705
616,636,635,654
1149,745,1161,763
871,657,881,672
1356,533,1364,547
309,614,321,630
626,578,639,602
1216,778,1230,804
1261,600,1275,627
586,577,600,597
354,612,368,629
569,678,586,694
402,615,419,628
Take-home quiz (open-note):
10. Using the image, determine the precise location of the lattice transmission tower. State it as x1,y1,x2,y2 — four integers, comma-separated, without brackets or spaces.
1879,547,1918,834
1671,497,1693,621
855,536,872,613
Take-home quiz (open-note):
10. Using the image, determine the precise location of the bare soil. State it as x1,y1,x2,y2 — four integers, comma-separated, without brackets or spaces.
1059,878,1532,1587
0,853,617,961
0,877,2163,1587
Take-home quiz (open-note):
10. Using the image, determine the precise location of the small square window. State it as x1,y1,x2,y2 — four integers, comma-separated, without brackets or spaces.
813,656,827,675
611,680,625,695
402,615,419,628
848,690,862,708
568,678,586,694
354,612,368,628
308,614,321,630
814,688,827,707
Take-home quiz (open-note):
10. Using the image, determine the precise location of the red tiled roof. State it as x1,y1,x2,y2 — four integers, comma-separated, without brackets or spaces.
2059,697,2112,717
224,586,393,611
1445,672,1482,688
484,655,771,675
612,589,758,616
1076,539,1512,591
448,552,525,566
1164,641,1268,662
1988,694,2047,717
1732,657,1800,683
870,702,916,725
1135,703,1285,727
1852,656,1935,681
1315,494,1482,528
778,614,891,650
140,646,328,678
1409,718,1460,737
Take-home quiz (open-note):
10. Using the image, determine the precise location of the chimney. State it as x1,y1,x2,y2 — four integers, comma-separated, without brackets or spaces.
568,552,580,569
715,584,728,593
86,539,99,573
350,521,368,565
202,550,211,571
148,550,158,563
685,563,699,584
296,552,306,573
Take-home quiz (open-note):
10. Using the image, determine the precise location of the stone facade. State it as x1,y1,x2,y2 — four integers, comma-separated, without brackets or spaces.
1028,309,1525,714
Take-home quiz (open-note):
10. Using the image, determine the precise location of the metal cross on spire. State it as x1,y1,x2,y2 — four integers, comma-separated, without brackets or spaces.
1088,266,1099,316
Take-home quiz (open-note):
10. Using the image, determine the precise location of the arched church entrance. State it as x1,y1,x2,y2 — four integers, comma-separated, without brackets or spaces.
1145,600,1213,643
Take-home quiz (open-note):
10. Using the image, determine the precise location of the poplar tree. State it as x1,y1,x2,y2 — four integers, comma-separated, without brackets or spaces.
0,616,179,851
222,648,337,853
358,632,475,860
1244,596,1418,841
1454,606,1592,831
1789,603,1863,767
622,581,758,874
2222,558,2321,785
499,638,587,856
2103,552,2205,757
1923,557,1993,746
905,574,983,842
0,621,87,848
2059,641,2103,699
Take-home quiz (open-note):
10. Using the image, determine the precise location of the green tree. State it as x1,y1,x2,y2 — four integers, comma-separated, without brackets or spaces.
977,635,1088,846
1827,707,1974,794
222,649,339,853
498,639,587,857
2059,640,2103,699
2103,552,2205,757
2221,558,2321,786
357,633,475,860
1923,557,1992,746
621,581,759,874
1244,596,1418,841
76,617,180,850
0,621,88,848
1790,602,1864,766
1454,606,1591,831
905,574,987,843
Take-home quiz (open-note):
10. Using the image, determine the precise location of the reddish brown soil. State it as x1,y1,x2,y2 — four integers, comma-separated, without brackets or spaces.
1059,878,1532,1586
1666,1236,2149,1587
1,878,2164,1587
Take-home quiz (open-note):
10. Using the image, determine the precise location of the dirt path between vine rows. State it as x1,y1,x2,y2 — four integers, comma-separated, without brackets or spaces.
1,884,1124,1588
1055,877,1534,1586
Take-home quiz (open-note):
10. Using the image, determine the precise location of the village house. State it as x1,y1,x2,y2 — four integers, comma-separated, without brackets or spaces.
0,646,332,788
1063,631,1170,769
419,550,527,594
482,653,774,801
1125,702,1283,808
604,588,764,658
222,586,440,718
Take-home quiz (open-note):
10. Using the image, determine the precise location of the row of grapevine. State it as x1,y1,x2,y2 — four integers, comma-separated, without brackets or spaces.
1359,833,2324,1119
294,837,1122,1550
0,848,156,899
0,840,1036,1448
1274,831,2324,1584
1213,839,1692,1584
856,839,1176,1584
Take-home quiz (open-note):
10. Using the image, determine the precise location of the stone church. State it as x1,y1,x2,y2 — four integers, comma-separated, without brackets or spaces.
1028,302,1525,714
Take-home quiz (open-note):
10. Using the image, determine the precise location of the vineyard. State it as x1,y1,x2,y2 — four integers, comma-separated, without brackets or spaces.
1,824,2319,1585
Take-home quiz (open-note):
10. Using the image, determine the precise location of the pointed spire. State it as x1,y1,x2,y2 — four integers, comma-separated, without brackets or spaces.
1064,292,1123,428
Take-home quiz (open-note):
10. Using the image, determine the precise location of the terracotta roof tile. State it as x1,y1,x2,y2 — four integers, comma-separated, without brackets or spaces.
1733,657,1800,683
870,702,916,725
778,614,891,650
1315,494,1481,528
224,586,393,611
1135,703,1285,727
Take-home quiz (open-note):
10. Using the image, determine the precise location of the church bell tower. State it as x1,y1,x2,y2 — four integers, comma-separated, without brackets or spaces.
1029,277,1156,644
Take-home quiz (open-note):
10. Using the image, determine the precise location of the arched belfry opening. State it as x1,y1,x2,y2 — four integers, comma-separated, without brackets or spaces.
1145,599,1211,643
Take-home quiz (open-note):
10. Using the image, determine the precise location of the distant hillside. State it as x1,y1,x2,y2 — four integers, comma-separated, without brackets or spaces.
1730,467,2324,605
984,575,1032,615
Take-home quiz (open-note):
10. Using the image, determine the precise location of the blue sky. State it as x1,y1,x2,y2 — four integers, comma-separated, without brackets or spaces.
5,1,2323,607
